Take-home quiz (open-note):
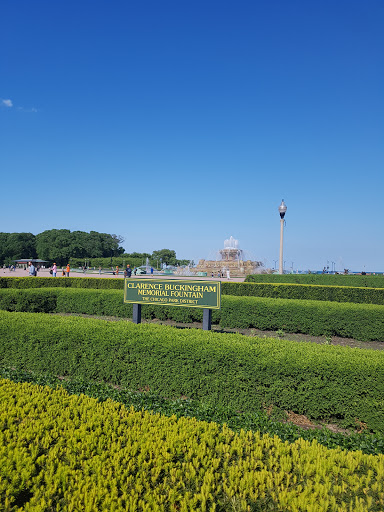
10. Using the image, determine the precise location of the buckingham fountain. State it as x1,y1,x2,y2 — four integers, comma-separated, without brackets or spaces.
191,236,263,277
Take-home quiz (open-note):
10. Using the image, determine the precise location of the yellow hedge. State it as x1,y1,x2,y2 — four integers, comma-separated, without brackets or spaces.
1,379,384,511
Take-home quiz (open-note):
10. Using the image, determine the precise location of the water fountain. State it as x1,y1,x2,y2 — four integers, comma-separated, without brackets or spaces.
192,237,263,277
174,264,195,277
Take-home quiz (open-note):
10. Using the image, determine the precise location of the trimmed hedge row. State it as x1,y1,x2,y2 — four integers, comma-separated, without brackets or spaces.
3,379,384,511
5,274,384,290
4,277,384,307
0,311,384,433
0,276,124,289
221,281,384,305
4,366,384,456
1,287,384,341
220,295,384,341
245,273,384,288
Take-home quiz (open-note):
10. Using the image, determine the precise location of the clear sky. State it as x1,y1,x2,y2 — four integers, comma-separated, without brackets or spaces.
1,0,383,272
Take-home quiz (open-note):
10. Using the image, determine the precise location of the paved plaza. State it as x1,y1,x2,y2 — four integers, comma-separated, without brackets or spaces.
3,267,246,282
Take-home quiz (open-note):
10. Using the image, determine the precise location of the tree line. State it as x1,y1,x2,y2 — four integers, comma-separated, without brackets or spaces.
0,230,191,268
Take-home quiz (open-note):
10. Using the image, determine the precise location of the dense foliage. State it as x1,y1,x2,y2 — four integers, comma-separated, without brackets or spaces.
0,232,37,264
221,281,384,305
35,229,126,263
0,230,125,266
1,310,383,433
245,273,384,288
1,285,384,341
2,379,384,511
5,276,384,308
0,230,190,268
3,366,384,456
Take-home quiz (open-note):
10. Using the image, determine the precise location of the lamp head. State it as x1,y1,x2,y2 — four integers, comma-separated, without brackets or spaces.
278,199,287,219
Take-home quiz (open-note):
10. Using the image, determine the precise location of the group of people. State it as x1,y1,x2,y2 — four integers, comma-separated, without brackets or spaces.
27,262,155,278
114,265,154,277
211,269,231,279
48,263,70,277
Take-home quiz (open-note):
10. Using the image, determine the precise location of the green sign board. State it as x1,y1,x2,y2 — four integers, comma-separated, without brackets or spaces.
124,279,221,309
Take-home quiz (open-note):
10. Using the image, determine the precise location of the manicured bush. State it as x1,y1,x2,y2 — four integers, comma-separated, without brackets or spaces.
4,276,384,307
0,276,124,289
4,366,384,456
0,311,383,433
3,379,384,511
1,287,384,341
245,273,384,288
220,295,384,341
222,281,384,305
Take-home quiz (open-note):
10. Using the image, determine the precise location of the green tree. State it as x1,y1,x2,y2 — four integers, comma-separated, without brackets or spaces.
176,259,192,266
124,252,151,259
0,232,36,264
151,249,177,266
35,230,125,266
36,229,72,265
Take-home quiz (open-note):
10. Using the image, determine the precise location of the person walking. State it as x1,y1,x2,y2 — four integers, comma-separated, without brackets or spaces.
52,262,57,277
28,261,36,276
115,265,119,277
66,264,70,277
125,264,132,278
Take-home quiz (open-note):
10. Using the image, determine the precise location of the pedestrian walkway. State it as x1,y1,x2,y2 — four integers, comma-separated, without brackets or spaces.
2,267,246,282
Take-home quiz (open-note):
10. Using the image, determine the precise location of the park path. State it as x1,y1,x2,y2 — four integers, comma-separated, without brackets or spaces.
2,267,246,282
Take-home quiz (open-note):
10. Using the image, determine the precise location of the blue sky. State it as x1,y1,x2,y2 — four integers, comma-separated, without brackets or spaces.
1,0,383,272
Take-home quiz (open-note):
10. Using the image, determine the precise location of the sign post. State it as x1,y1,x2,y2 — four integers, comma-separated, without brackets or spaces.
132,303,141,324
124,279,221,330
203,309,212,331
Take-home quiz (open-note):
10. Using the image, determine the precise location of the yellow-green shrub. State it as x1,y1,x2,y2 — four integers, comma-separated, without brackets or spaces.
1,310,384,432
1,378,384,511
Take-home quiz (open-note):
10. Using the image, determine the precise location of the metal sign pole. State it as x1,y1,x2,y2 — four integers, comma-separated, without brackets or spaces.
133,303,142,324
203,308,212,331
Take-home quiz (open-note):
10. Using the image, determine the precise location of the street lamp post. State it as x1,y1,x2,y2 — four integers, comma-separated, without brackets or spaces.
278,200,287,275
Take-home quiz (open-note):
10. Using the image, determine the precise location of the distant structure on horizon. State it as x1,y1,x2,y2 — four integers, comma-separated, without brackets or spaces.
193,236,263,277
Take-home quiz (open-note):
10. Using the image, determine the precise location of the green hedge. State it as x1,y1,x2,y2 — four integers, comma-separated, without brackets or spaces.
5,276,384,306
5,366,384,456
0,276,124,289
245,273,384,287
221,281,384,305
220,295,384,341
4,380,384,511
1,311,383,433
1,287,384,341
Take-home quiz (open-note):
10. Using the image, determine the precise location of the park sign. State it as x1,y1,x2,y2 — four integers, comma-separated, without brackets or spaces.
124,279,221,309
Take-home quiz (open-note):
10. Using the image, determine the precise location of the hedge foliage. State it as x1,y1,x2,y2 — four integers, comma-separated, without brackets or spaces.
3,379,384,511
245,273,384,288
4,366,384,457
0,276,124,289
1,311,383,433
220,295,384,341
5,273,384,290
221,282,384,305
1,287,384,341
4,276,384,307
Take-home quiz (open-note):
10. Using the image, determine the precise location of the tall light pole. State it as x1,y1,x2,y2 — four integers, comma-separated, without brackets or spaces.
278,199,287,274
